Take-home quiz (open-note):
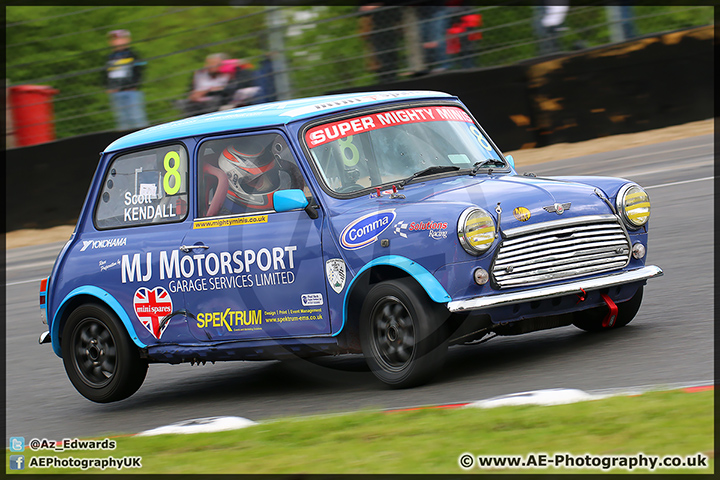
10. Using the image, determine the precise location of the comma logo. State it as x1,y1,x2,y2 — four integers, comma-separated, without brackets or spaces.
340,210,396,250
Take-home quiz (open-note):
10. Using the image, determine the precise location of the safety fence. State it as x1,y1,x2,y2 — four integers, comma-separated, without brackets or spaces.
5,5,713,147
6,22,713,232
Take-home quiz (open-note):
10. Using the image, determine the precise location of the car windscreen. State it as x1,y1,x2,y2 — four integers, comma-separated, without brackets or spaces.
304,105,506,194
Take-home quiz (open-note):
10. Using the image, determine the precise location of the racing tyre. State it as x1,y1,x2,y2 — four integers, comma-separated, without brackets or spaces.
360,278,449,388
572,286,644,332
62,304,148,403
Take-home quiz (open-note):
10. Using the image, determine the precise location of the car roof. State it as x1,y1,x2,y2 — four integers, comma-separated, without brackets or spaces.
104,90,456,153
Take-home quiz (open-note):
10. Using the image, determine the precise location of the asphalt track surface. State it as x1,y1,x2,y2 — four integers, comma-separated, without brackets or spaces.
6,134,713,441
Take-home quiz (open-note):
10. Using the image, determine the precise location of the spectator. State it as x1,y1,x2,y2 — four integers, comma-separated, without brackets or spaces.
533,1,570,55
216,58,262,109
105,29,148,131
178,53,232,117
177,54,264,117
619,0,638,40
415,1,450,73
359,4,403,84
445,1,482,69
255,52,277,103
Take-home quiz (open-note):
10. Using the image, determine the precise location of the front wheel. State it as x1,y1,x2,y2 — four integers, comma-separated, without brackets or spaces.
62,304,148,403
359,278,449,388
573,285,644,332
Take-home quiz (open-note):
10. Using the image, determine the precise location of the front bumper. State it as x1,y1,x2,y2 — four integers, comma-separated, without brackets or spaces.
446,265,663,312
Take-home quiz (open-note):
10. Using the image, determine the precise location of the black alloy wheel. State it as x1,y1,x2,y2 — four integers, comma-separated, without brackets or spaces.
62,304,147,403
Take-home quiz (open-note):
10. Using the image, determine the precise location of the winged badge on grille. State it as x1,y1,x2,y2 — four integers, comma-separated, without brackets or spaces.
543,202,571,214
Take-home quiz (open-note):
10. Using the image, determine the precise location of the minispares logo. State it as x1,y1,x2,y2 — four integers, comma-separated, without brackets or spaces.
340,210,396,250
133,286,173,339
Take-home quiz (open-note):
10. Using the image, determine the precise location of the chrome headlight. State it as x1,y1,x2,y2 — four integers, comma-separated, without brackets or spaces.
458,207,496,255
616,183,650,229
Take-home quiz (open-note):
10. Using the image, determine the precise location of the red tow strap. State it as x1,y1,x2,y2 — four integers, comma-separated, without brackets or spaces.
576,288,587,303
600,293,619,327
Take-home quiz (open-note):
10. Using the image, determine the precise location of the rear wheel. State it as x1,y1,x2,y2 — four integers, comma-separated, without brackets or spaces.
62,304,148,403
359,278,448,388
573,286,644,332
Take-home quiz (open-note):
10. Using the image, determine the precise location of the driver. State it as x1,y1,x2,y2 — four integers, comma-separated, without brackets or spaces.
217,137,304,215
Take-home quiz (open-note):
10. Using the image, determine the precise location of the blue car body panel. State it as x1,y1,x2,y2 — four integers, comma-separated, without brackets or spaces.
44,90,658,364
105,91,455,153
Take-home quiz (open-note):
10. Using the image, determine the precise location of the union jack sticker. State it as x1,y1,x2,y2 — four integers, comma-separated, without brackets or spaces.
133,286,174,339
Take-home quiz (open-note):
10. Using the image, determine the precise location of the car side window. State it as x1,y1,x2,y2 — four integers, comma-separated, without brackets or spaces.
95,144,189,229
197,132,309,218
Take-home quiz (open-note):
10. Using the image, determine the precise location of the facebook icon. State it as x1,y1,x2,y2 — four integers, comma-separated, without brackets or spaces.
10,455,25,470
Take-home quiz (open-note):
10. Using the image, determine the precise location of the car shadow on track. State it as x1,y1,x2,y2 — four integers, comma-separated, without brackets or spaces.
100,324,647,412
441,324,648,383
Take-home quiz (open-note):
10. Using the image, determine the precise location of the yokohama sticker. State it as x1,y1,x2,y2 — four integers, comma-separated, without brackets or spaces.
133,286,173,339
80,237,127,252
340,210,396,250
326,259,346,293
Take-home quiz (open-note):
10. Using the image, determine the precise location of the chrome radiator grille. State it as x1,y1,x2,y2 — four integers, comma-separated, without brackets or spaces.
492,214,631,288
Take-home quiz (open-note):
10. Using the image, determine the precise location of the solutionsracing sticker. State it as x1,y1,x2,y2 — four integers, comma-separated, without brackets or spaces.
394,220,448,239
339,210,396,250
133,286,173,339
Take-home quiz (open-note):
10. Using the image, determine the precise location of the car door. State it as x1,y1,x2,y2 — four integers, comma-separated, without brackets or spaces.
92,142,194,346
179,130,331,342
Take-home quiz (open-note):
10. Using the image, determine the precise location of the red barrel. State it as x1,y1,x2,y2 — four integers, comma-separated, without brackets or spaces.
9,85,60,147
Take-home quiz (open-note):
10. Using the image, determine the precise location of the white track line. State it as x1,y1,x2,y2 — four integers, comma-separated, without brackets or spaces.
5,242,67,259
6,277,46,287
5,260,56,271
645,176,714,189
599,142,714,162
612,159,713,178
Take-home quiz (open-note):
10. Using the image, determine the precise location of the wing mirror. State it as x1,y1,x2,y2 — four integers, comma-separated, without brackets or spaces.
273,189,318,219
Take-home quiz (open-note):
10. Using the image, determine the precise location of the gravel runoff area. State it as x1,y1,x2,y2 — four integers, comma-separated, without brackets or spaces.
5,118,713,250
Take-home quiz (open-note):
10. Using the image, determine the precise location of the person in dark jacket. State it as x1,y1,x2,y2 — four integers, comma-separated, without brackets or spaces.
105,29,148,130
359,4,404,84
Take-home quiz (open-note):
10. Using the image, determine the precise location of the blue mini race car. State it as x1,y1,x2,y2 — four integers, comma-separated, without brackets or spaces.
39,91,662,402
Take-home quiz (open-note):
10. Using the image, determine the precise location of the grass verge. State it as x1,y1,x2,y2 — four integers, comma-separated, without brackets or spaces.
6,389,713,474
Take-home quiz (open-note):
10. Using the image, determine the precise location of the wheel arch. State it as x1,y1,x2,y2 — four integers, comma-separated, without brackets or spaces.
50,286,147,357
334,255,451,350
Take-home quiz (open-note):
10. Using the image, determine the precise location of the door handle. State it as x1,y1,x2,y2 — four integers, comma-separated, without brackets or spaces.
179,244,209,253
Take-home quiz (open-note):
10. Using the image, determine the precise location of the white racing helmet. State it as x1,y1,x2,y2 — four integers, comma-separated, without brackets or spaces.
218,141,281,209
